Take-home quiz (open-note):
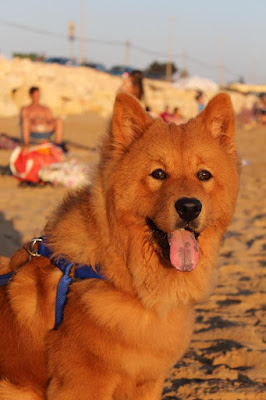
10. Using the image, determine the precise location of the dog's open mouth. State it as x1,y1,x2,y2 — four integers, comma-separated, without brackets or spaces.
146,218,200,272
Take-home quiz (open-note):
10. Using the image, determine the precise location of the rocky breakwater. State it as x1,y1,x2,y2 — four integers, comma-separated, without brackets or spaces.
0,57,121,118
0,57,259,119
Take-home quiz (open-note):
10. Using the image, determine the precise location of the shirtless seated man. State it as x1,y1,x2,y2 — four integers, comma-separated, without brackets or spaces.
21,86,65,150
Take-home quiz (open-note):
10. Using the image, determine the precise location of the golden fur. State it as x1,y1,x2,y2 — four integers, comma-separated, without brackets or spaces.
0,93,239,399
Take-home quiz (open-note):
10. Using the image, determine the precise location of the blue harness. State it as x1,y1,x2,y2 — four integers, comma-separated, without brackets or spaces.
0,238,105,330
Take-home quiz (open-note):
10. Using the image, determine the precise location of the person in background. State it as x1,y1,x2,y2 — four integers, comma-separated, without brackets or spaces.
145,106,157,119
160,106,185,125
254,92,266,124
119,70,145,101
21,87,67,151
159,105,173,123
195,91,205,113
172,106,185,125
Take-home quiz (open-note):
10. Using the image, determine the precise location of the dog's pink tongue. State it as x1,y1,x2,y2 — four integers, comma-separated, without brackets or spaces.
168,229,199,272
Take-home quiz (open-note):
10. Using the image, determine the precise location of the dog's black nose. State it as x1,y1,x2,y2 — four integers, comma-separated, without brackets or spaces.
175,197,202,222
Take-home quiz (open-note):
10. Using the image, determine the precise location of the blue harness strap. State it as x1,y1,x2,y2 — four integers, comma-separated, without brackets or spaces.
38,240,104,279
38,238,105,329
54,262,74,330
0,238,105,330
0,271,15,286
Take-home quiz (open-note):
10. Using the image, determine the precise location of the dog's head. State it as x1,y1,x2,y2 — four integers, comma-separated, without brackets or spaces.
99,92,239,283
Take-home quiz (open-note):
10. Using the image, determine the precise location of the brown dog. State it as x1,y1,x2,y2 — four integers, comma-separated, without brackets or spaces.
0,92,239,399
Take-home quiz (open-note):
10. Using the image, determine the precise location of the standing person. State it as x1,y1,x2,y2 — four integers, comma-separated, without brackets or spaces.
195,91,205,113
129,70,144,101
21,87,66,151
119,70,145,101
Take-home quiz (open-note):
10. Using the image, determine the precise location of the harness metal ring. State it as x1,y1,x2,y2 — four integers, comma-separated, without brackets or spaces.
27,238,43,257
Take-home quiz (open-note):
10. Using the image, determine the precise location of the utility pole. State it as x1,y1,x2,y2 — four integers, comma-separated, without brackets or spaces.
125,40,131,67
250,55,258,84
218,37,224,86
218,63,225,87
80,0,86,64
68,21,75,63
182,49,187,76
166,17,176,82
183,50,187,71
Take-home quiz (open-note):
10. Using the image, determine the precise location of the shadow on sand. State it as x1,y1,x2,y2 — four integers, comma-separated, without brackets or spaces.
0,211,22,257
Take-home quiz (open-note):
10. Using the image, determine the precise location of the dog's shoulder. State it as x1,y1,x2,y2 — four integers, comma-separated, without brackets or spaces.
44,186,101,266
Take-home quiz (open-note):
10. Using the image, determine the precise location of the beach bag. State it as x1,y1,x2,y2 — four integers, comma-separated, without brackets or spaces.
10,143,63,183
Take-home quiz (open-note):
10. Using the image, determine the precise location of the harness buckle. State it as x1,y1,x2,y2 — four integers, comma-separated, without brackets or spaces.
26,237,43,258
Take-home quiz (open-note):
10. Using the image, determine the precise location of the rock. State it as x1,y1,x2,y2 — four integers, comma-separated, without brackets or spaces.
0,57,264,119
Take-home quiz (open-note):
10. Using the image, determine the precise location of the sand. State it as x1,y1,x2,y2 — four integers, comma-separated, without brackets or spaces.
0,114,265,399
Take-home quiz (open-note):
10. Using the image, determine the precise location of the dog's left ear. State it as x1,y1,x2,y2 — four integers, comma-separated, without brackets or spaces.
201,93,235,153
111,92,153,150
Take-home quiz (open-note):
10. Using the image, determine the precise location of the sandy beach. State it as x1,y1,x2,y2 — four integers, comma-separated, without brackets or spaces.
0,114,265,399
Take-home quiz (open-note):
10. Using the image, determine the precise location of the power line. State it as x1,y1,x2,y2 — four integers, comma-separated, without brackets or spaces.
0,18,125,46
0,18,65,39
185,55,217,71
131,44,167,58
0,18,240,78
223,65,240,78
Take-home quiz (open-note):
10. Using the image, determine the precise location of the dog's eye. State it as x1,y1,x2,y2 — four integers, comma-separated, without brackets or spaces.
197,170,212,181
150,169,167,180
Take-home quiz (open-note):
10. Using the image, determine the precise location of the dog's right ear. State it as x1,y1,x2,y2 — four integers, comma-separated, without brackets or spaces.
200,93,236,155
111,92,153,151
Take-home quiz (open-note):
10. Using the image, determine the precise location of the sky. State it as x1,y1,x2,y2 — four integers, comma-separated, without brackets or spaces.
0,0,265,84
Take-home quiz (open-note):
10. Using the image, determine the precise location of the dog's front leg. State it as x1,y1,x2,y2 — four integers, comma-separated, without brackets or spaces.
46,374,117,400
